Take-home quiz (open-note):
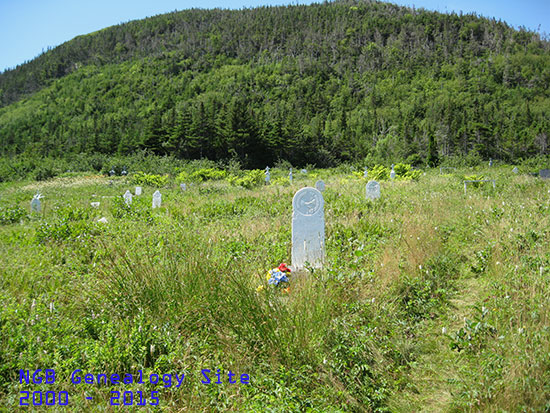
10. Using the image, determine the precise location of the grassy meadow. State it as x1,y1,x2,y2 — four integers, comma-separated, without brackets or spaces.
1,164,550,411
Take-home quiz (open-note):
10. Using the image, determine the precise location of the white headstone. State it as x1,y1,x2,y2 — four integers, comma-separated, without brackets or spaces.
289,169,293,184
301,169,307,174
489,159,493,167
30,194,41,213
265,170,271,184
366,180,381,200
364,167,368,178
90,202,100,208
97,217,108,224
390,166,396,180
180,183,187,191
292,187,325,269
512,167,518,174
135,187,142,196
109,169,116,177
315,180,325,192
152,190,162,208
123,190,133,206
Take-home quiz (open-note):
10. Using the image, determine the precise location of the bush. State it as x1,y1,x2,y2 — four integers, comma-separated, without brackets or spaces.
0,206,27,225
227,170,264,189
131,171,169,187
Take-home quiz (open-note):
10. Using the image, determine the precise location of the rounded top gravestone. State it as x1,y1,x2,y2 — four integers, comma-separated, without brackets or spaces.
315,180,325,192
366,180,381,200
293,187,324,216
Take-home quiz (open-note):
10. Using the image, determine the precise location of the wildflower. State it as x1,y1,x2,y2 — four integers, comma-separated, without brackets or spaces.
256,285,265,293
278,263,291,273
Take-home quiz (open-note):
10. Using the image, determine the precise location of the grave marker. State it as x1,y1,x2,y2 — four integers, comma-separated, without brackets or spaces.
540,169,550,179
109,169,116,177
265,167,270,185
289,168,293,184
124,190,133,206
90,202,100,208
390,164,396,180
315,180,325,192
366,181,381,200
292,187,325,269
364,167,368,178
135,187,142,196
30,193,42,213
301,169,307,174
512,167,518,174
152,190,162,208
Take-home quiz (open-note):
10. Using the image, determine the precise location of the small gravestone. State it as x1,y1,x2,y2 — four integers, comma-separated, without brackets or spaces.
390,164,396,180
289,168,293,184
90,202,100,208
364,167,368,178
152,190,162,208
123,190,133,206
109,169,116,177
512,167,518,174
301,169,307,174
315,180,325,192
30,193,42,213
97,217,108,224
265,167,270,185
135,187,142,196
180,183,187,191
121,168,128,176
366,181,381,200
540,169,550,179
489,159,493,167
292,187,325,269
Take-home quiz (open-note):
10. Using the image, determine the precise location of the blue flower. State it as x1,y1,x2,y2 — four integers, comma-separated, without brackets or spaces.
267,269,289,286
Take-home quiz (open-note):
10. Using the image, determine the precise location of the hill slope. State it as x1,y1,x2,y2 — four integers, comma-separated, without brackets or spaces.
0,0,549,167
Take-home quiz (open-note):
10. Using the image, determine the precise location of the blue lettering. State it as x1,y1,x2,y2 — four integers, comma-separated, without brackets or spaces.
149,374,158,385
110,374,120,385
71,370,81,384
240,374,250,384
32,370,43,384
45,369,55,384
201,369,211,384
84,374,94,384
162,374,171,388
19,370,30,385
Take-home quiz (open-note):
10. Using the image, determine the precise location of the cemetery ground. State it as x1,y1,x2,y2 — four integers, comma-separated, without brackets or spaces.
1,164,550,411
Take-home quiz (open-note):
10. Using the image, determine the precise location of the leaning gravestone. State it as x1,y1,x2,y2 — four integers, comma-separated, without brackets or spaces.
315,180,325,192
366,180,381,200
152,190,162,208
30,193,42,213
540,169,550,179
123,190,133,206
292,187,325,269
135,187,142,196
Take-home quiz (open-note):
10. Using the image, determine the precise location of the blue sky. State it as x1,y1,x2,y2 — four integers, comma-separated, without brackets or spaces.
1,0,549,72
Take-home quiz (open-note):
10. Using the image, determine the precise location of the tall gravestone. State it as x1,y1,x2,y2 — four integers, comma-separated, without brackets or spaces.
152,190,162,208
135,187,142,196
292,187,325,269
124,190,133,206
364,167,368,178
265,166,270,185
390,164,396,180
366,180,381,200
289,168,293,184
315,180,325,192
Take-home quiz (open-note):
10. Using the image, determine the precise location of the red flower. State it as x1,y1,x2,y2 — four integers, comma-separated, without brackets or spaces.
278,263,291,273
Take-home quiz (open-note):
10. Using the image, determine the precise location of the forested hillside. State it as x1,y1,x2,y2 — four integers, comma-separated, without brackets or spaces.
1,0,549,167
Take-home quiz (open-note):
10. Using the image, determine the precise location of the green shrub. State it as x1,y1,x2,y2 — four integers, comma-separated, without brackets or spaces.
368,165,390,181
0,206,27,225
227,170,264,189
131,171,169,187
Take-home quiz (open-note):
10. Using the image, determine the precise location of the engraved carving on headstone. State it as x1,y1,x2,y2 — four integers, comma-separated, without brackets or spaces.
292,187,325,269
152,190,162,208
123,190,133,206
135,187,142,196
315,180,325,192
366,180,381,200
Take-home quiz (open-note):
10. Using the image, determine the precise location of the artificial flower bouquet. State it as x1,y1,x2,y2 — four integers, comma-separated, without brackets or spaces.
257,263,292,293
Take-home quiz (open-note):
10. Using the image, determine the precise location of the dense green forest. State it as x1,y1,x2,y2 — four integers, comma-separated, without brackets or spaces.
0,0,549,168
